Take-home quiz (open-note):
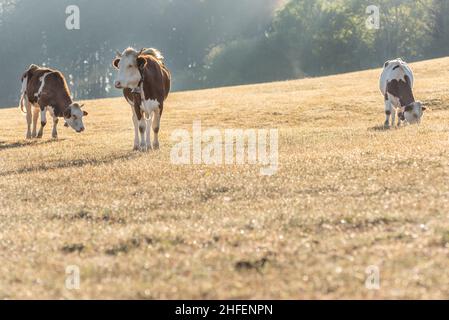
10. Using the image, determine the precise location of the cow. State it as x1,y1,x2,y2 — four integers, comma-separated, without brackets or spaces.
113,47,171,151
380,58,426,128
20,64,88,139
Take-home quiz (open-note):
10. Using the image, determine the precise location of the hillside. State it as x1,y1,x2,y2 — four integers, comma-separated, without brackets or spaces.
1,57,449,299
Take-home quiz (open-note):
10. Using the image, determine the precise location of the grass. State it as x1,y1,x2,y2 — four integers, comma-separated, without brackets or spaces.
1,57,449,299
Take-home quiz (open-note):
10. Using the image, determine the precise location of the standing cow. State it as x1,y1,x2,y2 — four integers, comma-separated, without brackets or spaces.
20,64,88,139
380,58,426,127
113,47,171,151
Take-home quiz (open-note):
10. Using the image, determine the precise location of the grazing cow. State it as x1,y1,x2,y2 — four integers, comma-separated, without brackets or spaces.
380,58,426,127
113,47,171,151
20,64,88,139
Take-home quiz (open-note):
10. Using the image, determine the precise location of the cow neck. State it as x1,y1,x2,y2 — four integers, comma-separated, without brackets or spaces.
131,63,145,97
48,96,72,118
130,58,146,120
131,79,143,120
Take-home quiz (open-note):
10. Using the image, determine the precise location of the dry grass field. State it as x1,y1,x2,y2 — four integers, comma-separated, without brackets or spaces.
1,57,449,300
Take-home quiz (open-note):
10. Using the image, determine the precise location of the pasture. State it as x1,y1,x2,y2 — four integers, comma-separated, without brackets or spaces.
1,57,449,299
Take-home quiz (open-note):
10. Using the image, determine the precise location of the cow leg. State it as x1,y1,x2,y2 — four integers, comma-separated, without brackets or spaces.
391,108,397,129
48,108,59,139
37,107,47,139
32,106,40,138
52,117,59,139
132,114,140,151
384,99,392,128
24,97,32,139
49,108,59,139
138,118,148,152
397,107,404,127
127,99,140,151
152,107,161,150
145,112,153,151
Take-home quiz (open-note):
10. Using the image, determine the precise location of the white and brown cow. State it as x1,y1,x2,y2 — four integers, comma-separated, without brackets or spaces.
380,58,426,127
20,64,88,139
113,48,171,151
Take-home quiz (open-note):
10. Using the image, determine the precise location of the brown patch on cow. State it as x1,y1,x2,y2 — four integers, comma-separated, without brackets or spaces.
386,78,415,107
139,54,171,103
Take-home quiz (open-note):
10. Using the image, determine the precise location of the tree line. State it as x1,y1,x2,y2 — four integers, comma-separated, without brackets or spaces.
202,0,449,88
0,0,448,107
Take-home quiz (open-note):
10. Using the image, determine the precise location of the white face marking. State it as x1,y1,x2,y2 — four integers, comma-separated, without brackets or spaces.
114,50,141,89
64,104,86,133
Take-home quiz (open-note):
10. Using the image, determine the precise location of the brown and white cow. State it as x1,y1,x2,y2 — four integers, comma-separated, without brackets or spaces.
20,64,88,139
380,58,426,127
113,48,171,151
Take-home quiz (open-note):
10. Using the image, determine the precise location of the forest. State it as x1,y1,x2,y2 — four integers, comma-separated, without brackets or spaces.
0,0,448,107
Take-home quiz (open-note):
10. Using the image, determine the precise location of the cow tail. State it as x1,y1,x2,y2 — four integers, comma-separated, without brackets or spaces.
19,94,26,114
19,74,28,114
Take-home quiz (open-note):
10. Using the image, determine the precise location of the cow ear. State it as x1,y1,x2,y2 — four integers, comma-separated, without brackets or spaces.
137,57,147,70
64,108,71,118
113,58,120,69
83,111,89,116
384,61,390,68
416,101,426,111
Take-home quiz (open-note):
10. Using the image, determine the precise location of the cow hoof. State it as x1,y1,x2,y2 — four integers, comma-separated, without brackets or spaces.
52,135,58,140
26,133,32,140
133,146,140,151
153,142,160,150
140,145,148,152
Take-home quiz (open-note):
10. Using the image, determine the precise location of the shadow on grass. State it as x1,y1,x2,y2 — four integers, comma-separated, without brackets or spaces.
0,139,65,151
368,124,390,132
0,151,141,177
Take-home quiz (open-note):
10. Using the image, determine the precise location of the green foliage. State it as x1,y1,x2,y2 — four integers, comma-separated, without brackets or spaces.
0,0,449,106
203,0,449,87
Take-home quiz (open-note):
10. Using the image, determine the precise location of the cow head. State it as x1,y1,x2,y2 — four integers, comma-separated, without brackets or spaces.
384,58,406,70
113,48,147,89
64,103,88,133
404,101,426,124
